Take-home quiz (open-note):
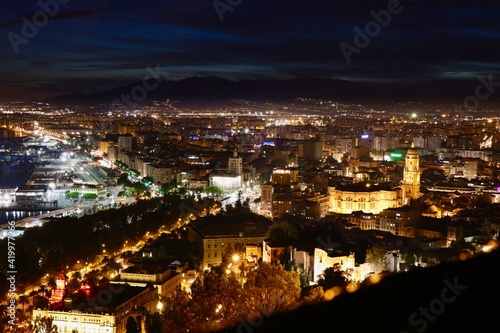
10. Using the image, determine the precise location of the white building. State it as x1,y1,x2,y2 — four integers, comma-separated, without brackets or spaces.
209,174,242,192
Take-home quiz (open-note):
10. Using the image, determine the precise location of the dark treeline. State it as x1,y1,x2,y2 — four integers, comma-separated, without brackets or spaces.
0,194,218,299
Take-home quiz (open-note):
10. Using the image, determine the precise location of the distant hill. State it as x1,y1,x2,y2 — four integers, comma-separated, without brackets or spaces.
44,77,379,107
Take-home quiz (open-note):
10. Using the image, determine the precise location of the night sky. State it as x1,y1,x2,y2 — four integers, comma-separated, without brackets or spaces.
1,0,499,102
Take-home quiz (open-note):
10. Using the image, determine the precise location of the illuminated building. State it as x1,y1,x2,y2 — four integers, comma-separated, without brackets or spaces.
146,164,177,184
328,182,403,215
33,278,157,333
313,248,355,283
348,211,378,230
15,184,48,203
209,174,242,191
69,184,107,199
463,158,480,180
401,142,421,205
293,194,330,221
378,207,420,237
271,168,299,219
99,141,115,155
187,215,272,270
271,167,298,186
262,240,292,264
115,261,196,296
227,150,244,188
260,184,273,211
117,134,136,152
135,156,155,177
106,146,119,162
228,150,243,176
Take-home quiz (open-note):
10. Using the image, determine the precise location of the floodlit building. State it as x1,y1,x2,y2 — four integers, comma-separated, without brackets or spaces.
187,215,272,270
328,182,403,215
401,142,421,205
378,207,420,237
209,173,242,192
115,261,196,296
32,272,157,333
313,248,355,283
69,184,107,199
349,211,378,231
15,184,48,203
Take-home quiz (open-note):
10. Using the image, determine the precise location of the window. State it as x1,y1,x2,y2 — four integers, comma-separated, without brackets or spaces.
207,244,210,248
215,243,217,248
215,252,217,257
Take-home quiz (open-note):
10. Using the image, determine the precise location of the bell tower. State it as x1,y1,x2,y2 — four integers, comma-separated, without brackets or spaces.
402,142,420,205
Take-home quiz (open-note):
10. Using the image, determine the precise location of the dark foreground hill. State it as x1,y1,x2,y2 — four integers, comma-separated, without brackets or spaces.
218,248,500,333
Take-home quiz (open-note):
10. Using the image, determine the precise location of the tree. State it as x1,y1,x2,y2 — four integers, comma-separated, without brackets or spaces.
65,191,79,199
83,193,98,200
189,270,243,330
243,262,301,316
125,316,140,333
301,285,325,305
18,294,30,312
203,185,225,197
117,173,132,186
30,316,58,333
142,177,154,186
160,180,177,194
145,311,162,333
365,245,389,273
317,265,348,291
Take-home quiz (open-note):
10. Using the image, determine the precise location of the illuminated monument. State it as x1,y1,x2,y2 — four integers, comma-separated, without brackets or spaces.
48,271,68,308
401,142,421,205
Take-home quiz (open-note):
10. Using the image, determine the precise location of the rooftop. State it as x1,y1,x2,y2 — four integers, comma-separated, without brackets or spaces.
333,182,395,193
189,213,272,238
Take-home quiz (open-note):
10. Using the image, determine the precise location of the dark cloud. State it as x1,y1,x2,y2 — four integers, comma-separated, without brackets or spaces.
0,0,499,101
0,9,103,28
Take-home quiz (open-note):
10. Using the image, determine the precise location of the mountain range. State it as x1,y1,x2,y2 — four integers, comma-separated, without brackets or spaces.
44,76,500,109
44,77,383,107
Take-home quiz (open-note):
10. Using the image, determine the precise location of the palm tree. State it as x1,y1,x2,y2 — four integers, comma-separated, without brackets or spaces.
30,316,58,333
18,295,30,312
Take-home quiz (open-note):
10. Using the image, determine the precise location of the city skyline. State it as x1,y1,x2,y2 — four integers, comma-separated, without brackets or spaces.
0,0,499,102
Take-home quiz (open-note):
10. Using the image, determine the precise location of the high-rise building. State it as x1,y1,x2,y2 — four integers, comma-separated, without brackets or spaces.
303,140,324,160
271,168,298,219
401,142,421,205
117,134,137,152
228,150,243,175
260,184,273,211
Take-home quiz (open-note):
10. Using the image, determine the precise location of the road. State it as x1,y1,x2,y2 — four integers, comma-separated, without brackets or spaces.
0,204,86,237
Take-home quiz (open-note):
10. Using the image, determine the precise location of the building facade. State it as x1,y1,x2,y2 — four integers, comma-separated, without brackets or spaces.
328,182,403,215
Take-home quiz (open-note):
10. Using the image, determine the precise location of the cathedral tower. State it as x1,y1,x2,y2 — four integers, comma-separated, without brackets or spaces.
402,142,420,205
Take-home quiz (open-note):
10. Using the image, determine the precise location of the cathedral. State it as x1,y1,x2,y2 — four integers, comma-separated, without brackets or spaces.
328,143,421,214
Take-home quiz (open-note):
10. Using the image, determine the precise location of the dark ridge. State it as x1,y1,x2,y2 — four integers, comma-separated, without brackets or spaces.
44,76,378,107
218,249,500,333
